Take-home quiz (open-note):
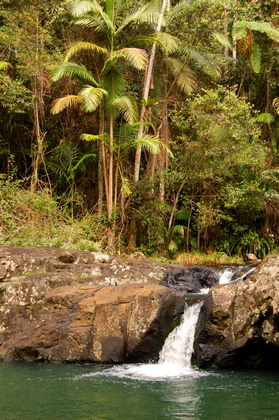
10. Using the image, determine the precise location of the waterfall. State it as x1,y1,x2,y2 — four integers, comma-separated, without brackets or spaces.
91,301,204,380
159,301,203,369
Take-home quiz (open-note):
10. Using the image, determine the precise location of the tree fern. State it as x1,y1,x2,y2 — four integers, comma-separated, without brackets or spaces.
233,21,279,43
250,42,261,73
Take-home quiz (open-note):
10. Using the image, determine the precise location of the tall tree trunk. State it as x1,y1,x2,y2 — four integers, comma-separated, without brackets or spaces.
134,0,169,182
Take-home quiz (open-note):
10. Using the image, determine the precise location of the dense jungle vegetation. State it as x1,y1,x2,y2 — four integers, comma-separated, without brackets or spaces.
0,0,279,261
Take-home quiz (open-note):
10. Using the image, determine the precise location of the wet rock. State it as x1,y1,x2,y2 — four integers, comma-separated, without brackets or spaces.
194,254,279,370
162,265,221,292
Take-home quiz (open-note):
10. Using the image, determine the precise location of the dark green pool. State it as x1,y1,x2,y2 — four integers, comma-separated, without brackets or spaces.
1,361,279,420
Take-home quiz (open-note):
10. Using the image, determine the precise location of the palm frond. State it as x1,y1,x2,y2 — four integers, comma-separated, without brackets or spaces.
273,97,279,115
80,133,109,141
165,57,197,94
70,0,99,16
101,66,125,101
70,0,114,32
0,61,12,71
51,95,82,114
78,86,107,112
167,0,194,23
155,32,179,54
133,135,173,157
171,224,186,237
187,49,221,79
213,32,233,51
112,96,138,123
124,35,161,48
71,153,96,173
114,48,148,70
116,2,160,34
64,41,107,62
50,62,99,85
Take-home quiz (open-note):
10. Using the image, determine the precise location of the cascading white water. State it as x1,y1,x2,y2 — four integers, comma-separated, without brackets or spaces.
86,301,205,380
159,301,203,369
219,269,234,284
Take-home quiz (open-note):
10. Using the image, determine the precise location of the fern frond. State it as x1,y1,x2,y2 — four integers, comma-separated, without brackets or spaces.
50,62,99,85
51,95,82,114
64,41,107,62
236,30,253,57
233,21,279,42
250,42,261,73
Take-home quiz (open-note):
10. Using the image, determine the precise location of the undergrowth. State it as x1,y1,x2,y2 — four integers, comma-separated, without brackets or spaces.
0,181,106,251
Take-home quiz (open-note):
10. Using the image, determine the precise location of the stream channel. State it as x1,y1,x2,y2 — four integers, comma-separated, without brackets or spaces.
1,265,279,419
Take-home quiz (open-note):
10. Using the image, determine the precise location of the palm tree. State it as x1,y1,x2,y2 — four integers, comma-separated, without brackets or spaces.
50,0,160,245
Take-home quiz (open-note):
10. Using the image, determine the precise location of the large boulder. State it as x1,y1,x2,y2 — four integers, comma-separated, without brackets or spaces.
194,254,279,370
0,246,185,363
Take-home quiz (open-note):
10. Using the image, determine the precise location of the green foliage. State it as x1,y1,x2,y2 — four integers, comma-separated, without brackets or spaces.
0,181,106,250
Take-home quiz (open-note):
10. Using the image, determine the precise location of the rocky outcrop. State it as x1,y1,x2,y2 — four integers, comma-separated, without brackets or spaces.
0,246,185,363
194,254,279,370
0,245,186,285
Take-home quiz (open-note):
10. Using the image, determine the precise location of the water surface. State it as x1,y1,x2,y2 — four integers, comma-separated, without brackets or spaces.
1,362,279,419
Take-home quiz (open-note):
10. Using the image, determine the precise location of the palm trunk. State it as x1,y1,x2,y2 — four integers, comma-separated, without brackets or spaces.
134,0,169,182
